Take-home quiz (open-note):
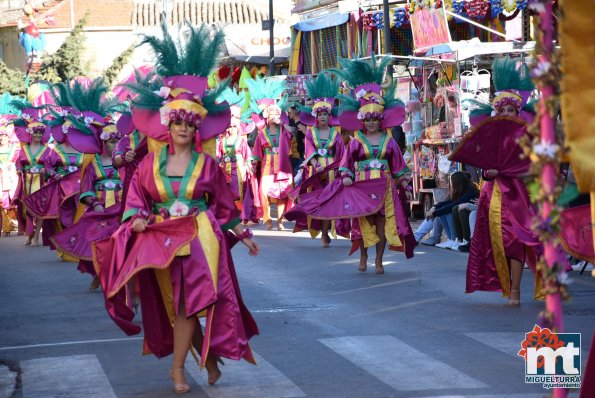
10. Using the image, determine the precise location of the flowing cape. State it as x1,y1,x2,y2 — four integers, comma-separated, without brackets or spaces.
560,204,594,263
24,171,80,219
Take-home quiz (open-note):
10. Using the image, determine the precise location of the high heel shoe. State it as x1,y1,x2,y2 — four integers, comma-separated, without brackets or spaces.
508,289,520,307
170,368,190,394
205,355,222,385
375,260,385,274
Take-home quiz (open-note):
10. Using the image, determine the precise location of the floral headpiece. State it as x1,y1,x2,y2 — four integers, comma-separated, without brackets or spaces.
125,21,231,152
298,72,340,126
492,89,523,112
332,55,405,130
245,76,289,129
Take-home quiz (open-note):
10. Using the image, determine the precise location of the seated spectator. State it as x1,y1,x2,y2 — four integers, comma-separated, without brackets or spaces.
424,172,479,249
452,198,479,252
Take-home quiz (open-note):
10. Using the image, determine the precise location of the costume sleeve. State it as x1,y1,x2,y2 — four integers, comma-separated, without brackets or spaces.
79,159,98,204
251,133,263,162
333,130,345,164
238,137,252,163
387,138,409,179
43,149,58,174
121,156,152,222
339,138,358,179
113,135,130,159
304,128,318,165
204,156,240,230
216,138,224,160
14,151,25,171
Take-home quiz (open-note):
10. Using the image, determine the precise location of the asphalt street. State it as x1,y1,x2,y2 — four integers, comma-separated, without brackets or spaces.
0,223,593,398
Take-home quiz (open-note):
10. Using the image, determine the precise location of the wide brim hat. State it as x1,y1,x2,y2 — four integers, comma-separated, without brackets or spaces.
338,83,405,130
12,109,51,144
132,75,231,142
299,97,340,127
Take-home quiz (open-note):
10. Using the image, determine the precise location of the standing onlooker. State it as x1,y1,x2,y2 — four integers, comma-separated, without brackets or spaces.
288,105,306,174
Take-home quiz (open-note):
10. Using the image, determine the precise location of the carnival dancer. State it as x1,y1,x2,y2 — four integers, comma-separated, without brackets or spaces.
450,56,543,306
296,72,349,246
216,87,256,222
12,106,51,246
93,22,259,392
286,56,415,274
0,123,19,236
24,79,115,230
51,112,125,291
247,76,293,230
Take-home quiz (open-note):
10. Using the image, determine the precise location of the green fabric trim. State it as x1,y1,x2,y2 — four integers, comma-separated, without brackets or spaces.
251,155,262,161
394,166,410,178
79,191,96,202
122,208,139,222
339,166,355,178
221,217,241,231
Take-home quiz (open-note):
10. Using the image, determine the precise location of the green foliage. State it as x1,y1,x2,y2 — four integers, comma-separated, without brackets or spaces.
0,60,27,96
36,13,90,83
103,45,136,87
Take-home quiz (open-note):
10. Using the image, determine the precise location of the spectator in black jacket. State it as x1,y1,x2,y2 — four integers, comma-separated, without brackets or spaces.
425,172,479,249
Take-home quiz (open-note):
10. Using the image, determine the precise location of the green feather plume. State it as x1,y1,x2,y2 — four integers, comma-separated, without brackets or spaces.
331,54,390,88
245,76,289,115
218,86,245,108
492,56,534,92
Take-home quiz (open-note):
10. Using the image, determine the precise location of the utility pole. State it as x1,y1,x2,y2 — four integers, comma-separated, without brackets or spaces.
382,0,392,83
269,0,275,76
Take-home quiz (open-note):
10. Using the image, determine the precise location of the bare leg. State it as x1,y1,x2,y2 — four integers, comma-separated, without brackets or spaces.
508,258,523,306
358,239,368,272
277,200,286,230
171,287,195,393
374,215,387,274
192,327,222,385
30,219,42,246
321,220,331,247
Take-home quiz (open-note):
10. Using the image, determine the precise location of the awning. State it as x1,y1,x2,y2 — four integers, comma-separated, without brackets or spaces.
292,12,349,32
233,55,289,65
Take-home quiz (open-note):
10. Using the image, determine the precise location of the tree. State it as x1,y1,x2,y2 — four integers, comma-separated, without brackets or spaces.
36,12,90,83
102,45,135,87
0,60,27,95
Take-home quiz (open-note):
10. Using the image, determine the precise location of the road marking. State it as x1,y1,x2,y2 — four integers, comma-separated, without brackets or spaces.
21,354,116,398
350,298,442,317
186,352,305,398
463,332,521,357
416,395,546,398
0,336,143,351
329,278,420,295
319,335,488,391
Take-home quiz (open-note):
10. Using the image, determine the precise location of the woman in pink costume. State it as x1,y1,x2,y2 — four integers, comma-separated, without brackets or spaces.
247,76,293,230
450,57,543,306
296,72,349,246
12,108,51,245
216,87,256,221
51,105,126,290
93,23,259,393
0,126,19,236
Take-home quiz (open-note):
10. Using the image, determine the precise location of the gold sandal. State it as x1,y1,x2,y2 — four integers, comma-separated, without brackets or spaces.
170,368,190,394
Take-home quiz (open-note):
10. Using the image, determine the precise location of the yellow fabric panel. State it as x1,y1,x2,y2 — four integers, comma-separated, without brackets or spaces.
152,149,169,202
560,0,595,193
153,268,176,325
196,212,220,292
383,181,402,248
359,216,380,248
289,30,302,75
488,181,510,298
202,138,217,159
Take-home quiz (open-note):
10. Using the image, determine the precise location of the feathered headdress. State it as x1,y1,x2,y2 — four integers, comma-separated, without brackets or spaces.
245,76,289,127
47,77,125,153
124,20,230,152
465,56,535,126
332,55,405,130
217,87,254,135
298,72,340,126
8,96,51,144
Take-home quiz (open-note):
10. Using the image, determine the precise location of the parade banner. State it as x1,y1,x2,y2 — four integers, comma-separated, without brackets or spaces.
409,7,451,53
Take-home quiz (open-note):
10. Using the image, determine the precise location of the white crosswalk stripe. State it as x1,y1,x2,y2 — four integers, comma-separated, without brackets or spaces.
20,354,116,398
319,335,488,391
186,351,306,398
463,332,522,357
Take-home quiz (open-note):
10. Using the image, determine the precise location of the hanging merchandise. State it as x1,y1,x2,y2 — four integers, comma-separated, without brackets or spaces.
465,0,490,19
393,7,408,28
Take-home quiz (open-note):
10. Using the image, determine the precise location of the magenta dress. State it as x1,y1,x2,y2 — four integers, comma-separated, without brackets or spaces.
94,145,258,364
338,131,415,258
112,130,148,208
25,144,85,228
216,132,254,212
52,155,124,275
297,126,350,238
0,144,19,233
13,144,49,235
251,127,293,200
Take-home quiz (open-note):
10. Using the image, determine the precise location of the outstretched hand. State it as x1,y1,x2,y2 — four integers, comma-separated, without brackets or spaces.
242,238,259,256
